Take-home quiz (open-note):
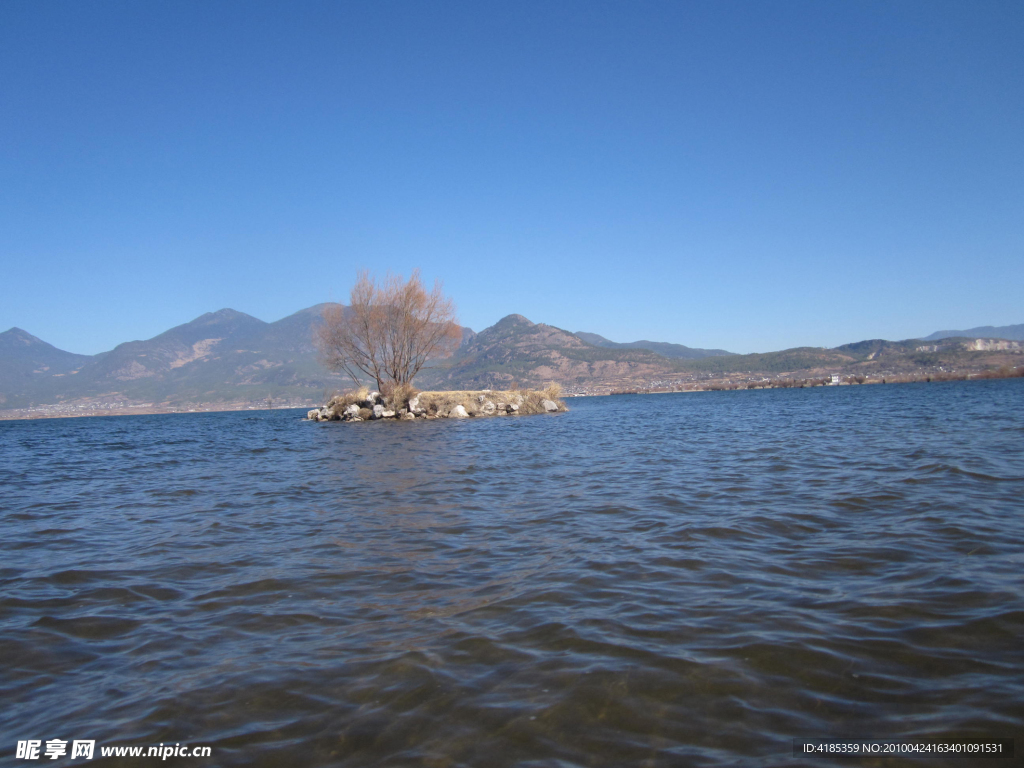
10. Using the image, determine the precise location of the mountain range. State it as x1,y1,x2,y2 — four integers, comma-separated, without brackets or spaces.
0,306,351,410
922,323,1024,342
573,332,732,359
426,314,709,391
1,308,1021,413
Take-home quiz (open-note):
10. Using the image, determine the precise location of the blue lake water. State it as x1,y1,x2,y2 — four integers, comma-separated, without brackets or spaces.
1,380,1023,766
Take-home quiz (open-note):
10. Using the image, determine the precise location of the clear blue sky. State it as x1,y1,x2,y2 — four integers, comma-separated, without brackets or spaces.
2,1,1021,355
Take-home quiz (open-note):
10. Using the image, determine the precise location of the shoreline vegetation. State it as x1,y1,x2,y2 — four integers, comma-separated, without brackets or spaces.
607,364,1024,395
306,384,568,422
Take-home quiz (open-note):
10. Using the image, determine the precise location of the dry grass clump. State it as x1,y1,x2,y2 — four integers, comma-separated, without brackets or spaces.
518,385,564,415
381,381,419,411
326,386,370,410
516,391,549,415
414,387,567,417
415,390,494,417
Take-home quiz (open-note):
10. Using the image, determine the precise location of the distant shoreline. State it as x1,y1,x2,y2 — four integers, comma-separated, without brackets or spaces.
595,365,1023,396
4,372,1021,422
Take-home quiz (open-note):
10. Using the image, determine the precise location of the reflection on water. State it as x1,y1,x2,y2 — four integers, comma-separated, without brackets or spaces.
1,379,1023,766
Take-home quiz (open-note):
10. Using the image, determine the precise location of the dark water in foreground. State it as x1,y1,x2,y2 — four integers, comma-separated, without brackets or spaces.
2,381,1023,767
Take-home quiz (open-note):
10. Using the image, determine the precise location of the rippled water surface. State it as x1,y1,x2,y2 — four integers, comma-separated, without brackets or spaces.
2,380,1023,766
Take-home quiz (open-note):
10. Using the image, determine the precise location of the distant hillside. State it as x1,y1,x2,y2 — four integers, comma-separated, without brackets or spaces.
669,347,855,375
669,336,1022,378
418,314,679,390
922,323,1024,342
574,331,733,359
0,306,352,409
0,328,93,407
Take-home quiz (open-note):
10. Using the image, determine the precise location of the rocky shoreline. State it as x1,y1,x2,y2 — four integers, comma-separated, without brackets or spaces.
307,387,567,422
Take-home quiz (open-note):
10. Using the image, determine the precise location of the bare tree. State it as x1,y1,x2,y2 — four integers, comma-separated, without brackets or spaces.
315,270,462,390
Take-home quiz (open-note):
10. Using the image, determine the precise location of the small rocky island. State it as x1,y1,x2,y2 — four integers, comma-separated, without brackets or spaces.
307,386,567,422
